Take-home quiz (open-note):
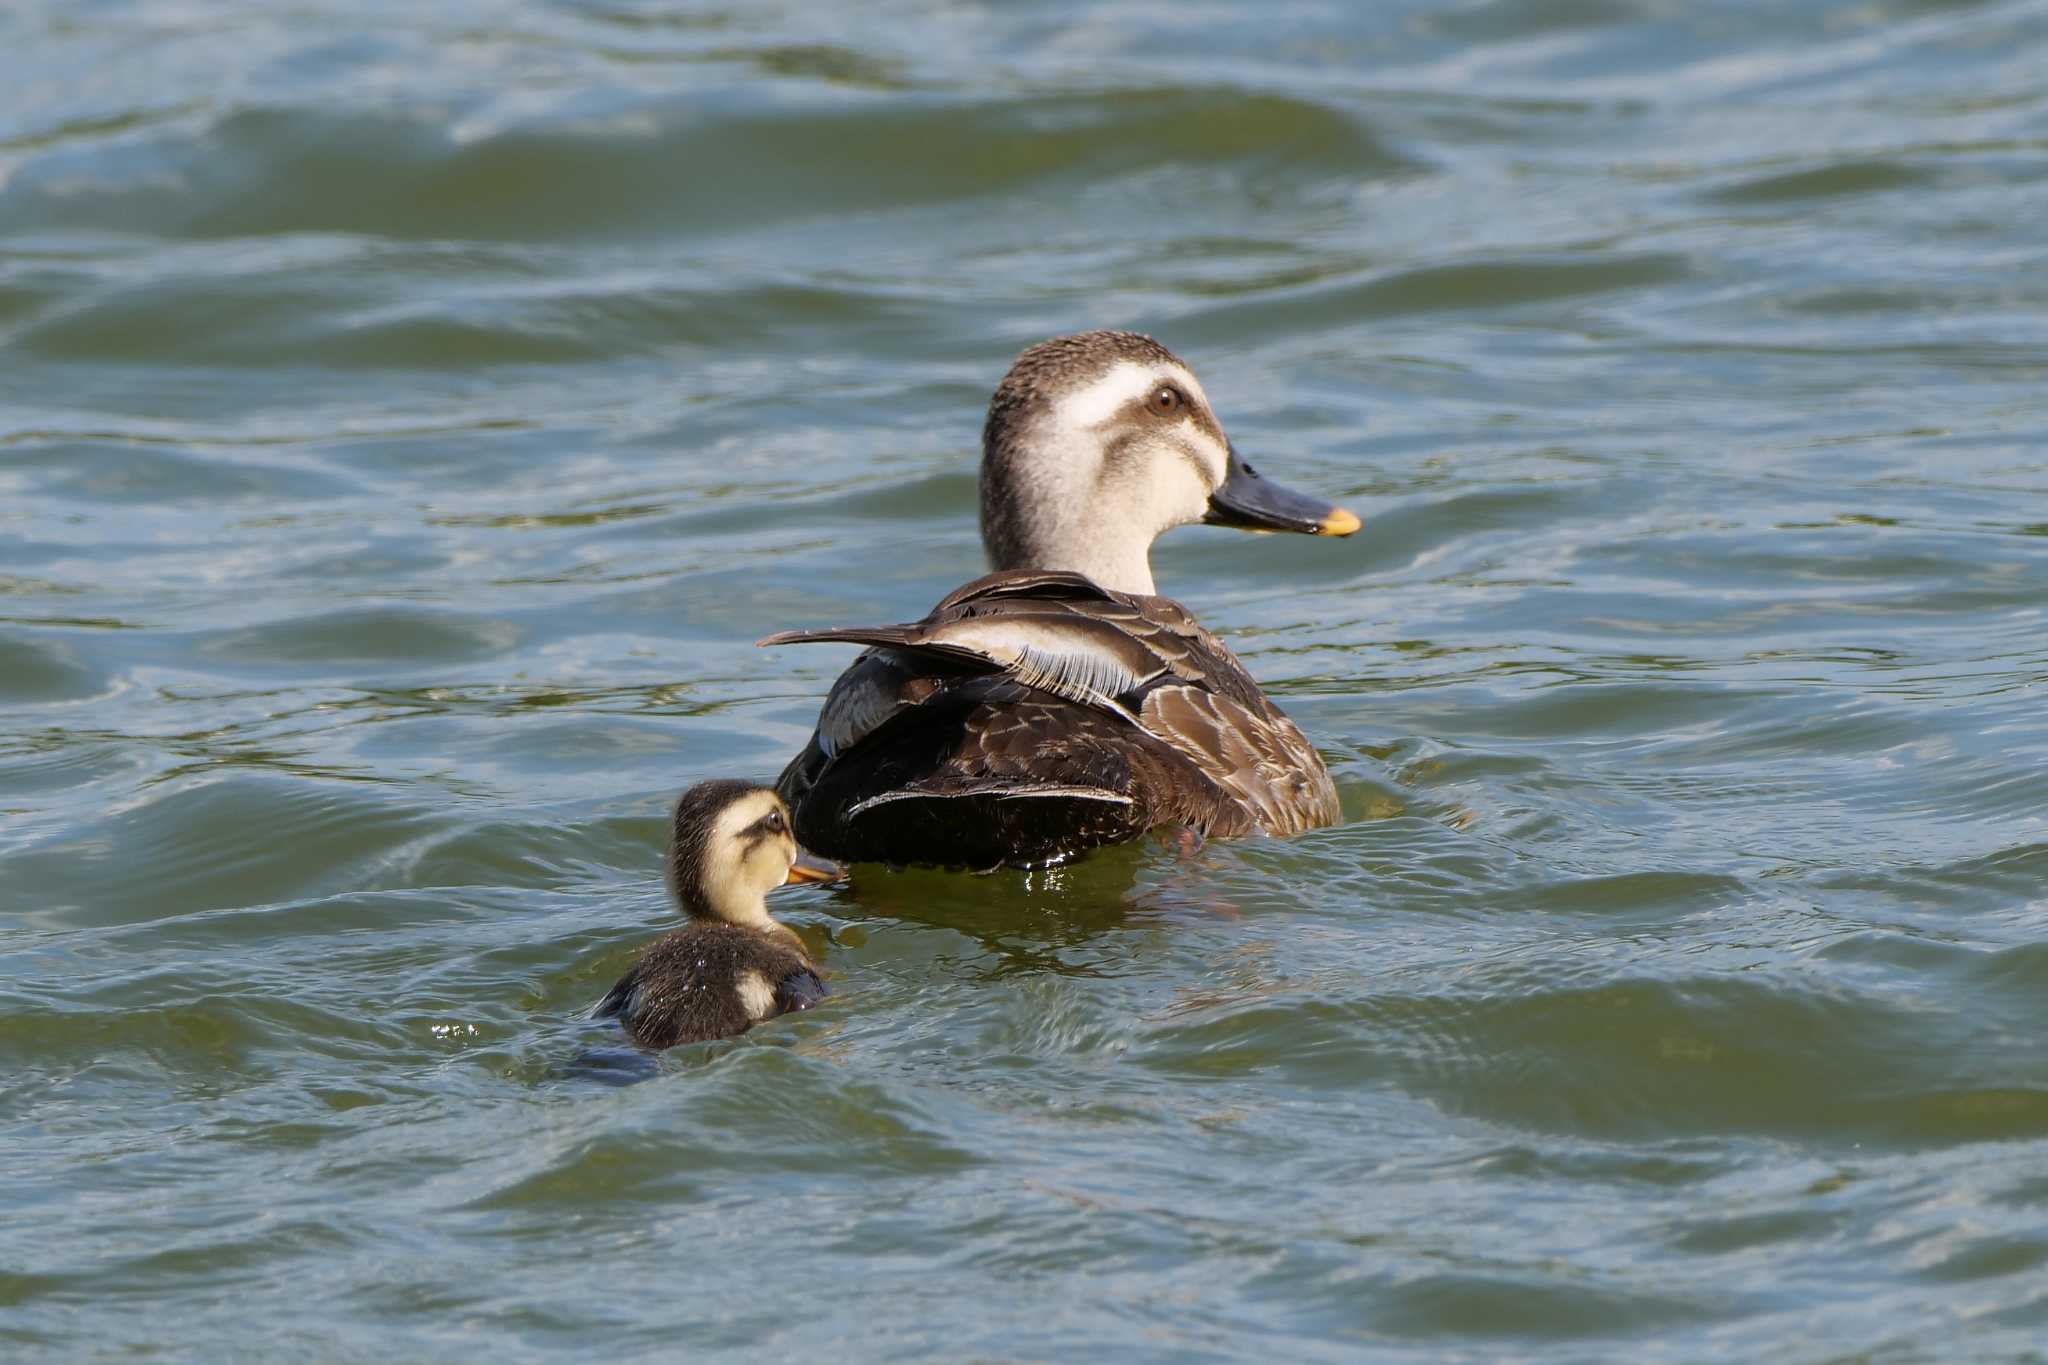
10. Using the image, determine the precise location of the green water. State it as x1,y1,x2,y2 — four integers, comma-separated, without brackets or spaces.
4,0,2047,1357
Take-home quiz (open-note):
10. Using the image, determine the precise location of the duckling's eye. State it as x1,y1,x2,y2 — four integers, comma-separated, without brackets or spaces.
1149,386,1183,416
764,809,786,835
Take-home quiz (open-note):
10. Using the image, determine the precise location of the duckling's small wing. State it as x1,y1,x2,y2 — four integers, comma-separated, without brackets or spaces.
591,966,639,1021
774,967,828,1016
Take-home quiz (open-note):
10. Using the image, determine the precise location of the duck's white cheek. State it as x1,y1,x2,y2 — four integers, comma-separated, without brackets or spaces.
1165,451,1217,525
1109,455,1199,537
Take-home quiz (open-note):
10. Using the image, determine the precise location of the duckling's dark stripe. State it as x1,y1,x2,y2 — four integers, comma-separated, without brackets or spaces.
740,810,789,855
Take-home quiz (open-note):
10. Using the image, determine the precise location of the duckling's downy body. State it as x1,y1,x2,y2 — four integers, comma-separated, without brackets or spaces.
596,780,838,1049
596,923,824,1050
766,331,1359,870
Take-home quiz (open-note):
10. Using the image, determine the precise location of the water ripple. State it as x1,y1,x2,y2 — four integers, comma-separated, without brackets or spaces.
4,0,2048,1357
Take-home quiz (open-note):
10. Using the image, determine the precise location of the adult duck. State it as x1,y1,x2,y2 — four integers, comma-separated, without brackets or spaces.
762,330,1359,870
596,779,839,1048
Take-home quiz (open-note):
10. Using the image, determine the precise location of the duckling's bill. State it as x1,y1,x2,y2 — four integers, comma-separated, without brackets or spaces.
784,848,843,885
1202,446,1359,538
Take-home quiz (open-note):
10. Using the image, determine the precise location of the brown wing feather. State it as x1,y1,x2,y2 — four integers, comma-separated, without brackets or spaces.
1140,684,1340,836
767,569,1338,866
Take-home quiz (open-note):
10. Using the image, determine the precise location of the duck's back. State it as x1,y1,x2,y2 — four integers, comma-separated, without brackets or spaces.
768,570,1339,869
597,923,824,1048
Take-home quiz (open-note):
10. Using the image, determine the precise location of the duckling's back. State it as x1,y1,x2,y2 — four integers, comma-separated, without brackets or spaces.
596,923,825,1049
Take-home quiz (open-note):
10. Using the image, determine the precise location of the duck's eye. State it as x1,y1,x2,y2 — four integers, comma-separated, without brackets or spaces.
1149,386,1182,416
764,809,786,835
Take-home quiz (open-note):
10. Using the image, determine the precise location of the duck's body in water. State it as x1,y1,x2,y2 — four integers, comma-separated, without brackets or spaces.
596,780,839,1049
765,331,1361,870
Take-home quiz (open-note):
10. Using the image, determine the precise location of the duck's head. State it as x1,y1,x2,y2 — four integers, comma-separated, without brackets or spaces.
667,780,840,933
979,330,1360,597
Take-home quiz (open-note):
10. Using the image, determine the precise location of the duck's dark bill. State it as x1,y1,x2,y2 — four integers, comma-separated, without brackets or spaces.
785,849,842,885
1203,448,1359,537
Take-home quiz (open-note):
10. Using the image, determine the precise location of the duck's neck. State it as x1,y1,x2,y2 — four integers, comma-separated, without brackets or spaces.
991,532,1156,597
981,437,1168,597
982,481,1161,595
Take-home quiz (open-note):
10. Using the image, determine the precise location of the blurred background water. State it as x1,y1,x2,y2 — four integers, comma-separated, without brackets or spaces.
3,0,2046,1357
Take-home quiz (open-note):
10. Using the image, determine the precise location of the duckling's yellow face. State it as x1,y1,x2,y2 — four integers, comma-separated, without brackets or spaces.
690,789,838,927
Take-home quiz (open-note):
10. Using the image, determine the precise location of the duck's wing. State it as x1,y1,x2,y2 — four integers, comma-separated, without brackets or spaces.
930,570,1282,718
762,570,1329,864
764,570,1291,744
761,609,1167,725
760,570,1215,718
1139,682,1341,835
763,583,1180,853
766,576,1129,808
1005,583,1338,832
782,686,1247,868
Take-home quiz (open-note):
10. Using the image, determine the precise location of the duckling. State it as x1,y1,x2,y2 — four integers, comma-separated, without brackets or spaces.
763,330,1361,870
595,779,839,1048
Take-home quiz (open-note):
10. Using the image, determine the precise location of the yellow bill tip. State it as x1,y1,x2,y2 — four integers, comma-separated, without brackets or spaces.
1318,506,1362,537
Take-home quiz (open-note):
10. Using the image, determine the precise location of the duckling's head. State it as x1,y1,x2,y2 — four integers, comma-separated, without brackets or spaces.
980,330,1359,597
667,780,840,931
